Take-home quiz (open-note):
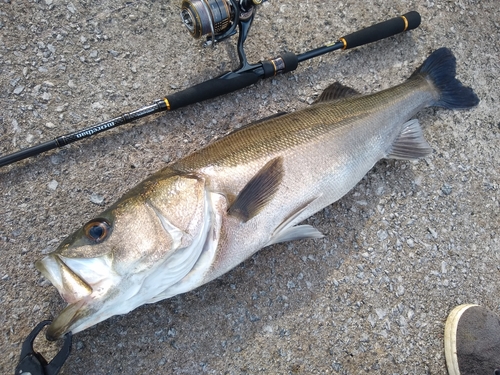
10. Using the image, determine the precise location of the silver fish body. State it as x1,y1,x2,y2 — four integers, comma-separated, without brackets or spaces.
36,48,479,339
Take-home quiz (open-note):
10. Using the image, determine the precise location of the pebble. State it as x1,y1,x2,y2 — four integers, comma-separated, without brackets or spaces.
441,183,453,195
67,3,76,13
377,230,388,241
47,180,58,190
90,193,105,205
13,86,25,95
50,154,63,165
91,102,104,110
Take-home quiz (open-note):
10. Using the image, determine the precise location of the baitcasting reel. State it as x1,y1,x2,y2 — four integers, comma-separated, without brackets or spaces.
180,0,265,47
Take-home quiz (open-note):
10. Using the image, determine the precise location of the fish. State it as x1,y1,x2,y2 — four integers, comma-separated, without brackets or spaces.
36,48,479,340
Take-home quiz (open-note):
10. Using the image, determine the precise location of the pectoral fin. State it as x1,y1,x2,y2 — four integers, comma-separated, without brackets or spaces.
386,119,433,160
228,157,284,222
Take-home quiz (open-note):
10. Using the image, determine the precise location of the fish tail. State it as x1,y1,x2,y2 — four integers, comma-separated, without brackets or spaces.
411,47,479,109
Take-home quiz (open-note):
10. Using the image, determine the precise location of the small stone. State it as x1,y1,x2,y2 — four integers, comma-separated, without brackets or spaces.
377,230,388,241
47,180,58,190
441,261,448,274
396,285,405,296
90,193,105,205
67,3,76,13
50,154,63,165
13,85,25,95
441,183,452,195
91,102,104,110
45,122,56,129
10,77,21,86
12,119,20,132
375,308,387,319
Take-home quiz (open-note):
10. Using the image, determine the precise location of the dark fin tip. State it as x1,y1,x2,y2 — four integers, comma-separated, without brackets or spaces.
412,47,479,109
228,157,284,222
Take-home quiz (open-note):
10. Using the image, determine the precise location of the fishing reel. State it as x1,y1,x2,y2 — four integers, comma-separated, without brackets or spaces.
180,0,266,47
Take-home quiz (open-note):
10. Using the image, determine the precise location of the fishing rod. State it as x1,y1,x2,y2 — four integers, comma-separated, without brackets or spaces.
0,2,421,168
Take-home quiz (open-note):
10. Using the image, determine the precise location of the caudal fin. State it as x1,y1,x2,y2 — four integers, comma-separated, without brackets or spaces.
411,47,479,109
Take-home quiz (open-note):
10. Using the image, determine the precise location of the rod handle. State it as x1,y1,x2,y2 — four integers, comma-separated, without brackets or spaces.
165,71,262,110
339,11,421,50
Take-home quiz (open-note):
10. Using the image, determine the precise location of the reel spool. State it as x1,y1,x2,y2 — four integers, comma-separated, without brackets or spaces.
180,0,264,45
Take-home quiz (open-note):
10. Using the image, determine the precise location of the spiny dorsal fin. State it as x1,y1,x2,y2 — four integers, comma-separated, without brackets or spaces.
228,157,284,222
313,82,361,104
386,119,433,160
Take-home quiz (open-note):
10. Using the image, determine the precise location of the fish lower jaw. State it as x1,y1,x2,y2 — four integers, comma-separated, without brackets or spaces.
46,299,88,340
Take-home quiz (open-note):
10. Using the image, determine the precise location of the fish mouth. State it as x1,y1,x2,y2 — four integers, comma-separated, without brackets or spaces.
36,255,95,340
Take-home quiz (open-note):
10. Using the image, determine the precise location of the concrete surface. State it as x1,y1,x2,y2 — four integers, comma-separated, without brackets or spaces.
1,0,498,374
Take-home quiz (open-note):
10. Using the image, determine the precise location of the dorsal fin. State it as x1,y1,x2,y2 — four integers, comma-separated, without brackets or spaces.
313,82,361,104
228,157,284,222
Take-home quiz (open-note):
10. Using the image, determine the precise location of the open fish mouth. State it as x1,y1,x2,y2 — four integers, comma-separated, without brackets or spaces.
35,255,106,339
36,255,93,304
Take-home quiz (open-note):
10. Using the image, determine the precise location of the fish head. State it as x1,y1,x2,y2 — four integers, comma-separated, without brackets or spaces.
36,170,211,340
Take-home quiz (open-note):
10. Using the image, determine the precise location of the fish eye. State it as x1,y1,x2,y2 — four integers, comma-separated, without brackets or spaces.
83,219,111,243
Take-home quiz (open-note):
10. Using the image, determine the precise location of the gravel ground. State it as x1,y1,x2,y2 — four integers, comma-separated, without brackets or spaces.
1,0,498,374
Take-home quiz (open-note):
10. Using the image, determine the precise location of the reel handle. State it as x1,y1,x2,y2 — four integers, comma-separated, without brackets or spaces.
339,11,421,50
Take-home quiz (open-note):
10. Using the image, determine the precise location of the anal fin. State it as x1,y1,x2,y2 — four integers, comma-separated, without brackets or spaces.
228,157,284,222
386,119,433,160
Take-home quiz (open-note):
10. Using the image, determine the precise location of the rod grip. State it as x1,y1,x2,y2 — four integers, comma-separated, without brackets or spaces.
166,71,261,110
340,11,421,50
